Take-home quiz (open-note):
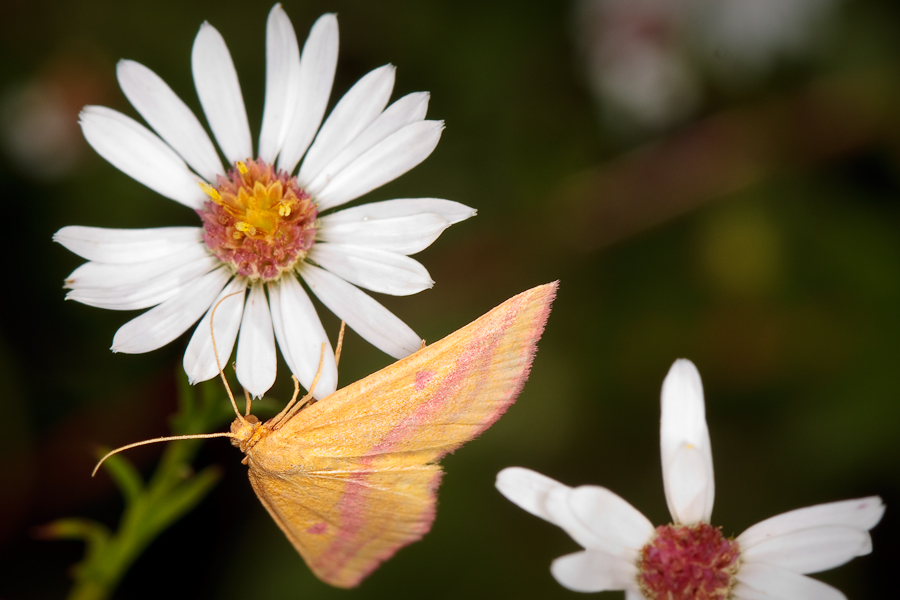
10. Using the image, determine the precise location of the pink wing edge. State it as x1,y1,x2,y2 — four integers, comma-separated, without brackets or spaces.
311,281,558,587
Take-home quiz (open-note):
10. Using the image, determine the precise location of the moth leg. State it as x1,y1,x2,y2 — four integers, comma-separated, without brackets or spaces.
271,376,303,428
272,344,326,428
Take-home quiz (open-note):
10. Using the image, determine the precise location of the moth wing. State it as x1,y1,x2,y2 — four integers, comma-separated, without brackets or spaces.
249,281,557,587
286,281,558,462
247,459,441,588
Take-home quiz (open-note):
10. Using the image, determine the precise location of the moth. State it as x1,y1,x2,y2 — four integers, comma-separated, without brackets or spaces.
96,282,556,587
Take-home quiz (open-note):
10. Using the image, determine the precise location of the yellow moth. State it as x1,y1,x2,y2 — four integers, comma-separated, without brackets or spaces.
96,282,556,588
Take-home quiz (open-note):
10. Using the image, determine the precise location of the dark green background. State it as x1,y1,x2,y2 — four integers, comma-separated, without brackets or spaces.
1,0,898,597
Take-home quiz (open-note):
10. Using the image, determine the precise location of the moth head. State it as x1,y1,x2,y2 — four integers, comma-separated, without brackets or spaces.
230,413,264,452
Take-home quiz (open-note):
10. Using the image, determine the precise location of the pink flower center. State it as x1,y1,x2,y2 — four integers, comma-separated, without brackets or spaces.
638,523,740,600
197,159,317,281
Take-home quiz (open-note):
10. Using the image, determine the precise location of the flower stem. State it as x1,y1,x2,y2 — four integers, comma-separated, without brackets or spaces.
44,374,237,600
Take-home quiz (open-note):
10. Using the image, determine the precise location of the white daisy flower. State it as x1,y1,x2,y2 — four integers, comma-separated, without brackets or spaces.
496,359,884,599
54,4,475,399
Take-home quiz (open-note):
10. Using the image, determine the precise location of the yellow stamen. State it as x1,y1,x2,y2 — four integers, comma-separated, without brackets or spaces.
279,204,291,217
236,161,249,175
199,181,222,202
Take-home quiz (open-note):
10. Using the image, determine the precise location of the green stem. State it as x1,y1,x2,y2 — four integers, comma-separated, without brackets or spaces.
55,374,237,600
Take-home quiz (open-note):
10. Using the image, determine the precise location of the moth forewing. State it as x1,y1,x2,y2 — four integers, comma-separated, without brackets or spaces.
235,282,557,587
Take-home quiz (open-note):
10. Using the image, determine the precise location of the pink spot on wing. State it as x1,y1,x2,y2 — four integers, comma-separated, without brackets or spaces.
306,522,327,535
415,370,435,390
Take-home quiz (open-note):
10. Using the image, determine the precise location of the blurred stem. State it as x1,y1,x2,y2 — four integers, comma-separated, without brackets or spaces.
55,374,236,600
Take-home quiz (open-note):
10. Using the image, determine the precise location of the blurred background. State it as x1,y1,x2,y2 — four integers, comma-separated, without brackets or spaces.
2,0,899,597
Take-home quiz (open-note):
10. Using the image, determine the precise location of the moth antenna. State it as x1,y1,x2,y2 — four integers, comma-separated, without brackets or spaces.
210,290,247,422
243,387,253,416
272,345,326,428
308,342,326,399
92,432,238,477
334,321,346,370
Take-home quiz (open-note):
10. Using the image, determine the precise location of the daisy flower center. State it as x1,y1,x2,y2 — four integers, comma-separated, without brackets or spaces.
197,159,317,281
637,523,740,600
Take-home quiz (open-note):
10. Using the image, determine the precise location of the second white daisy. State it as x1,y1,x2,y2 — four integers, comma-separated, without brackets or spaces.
55,5,474,399
496,359,884,599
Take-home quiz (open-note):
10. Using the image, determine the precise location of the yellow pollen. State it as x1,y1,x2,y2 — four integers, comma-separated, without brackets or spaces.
279,204,291,217
235,221,257,235
236,161,249,175
199,181,222,202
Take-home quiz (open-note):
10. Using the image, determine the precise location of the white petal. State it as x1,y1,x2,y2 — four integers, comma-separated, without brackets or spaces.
111,266,230,353
277,13,339,174
66,254,220,310
550,550,639,594
192,22,252,164
235,282,277,398
267,274,337,398
741,526,872,575
54,226,202,264
79,106,205,208
660,359,715,525
495,467,652,558
308,243,433,295
258,4,301,163
64,242,211,289
543,488,647,559
317,213,449,255
297,64,395,185
738,497,884,549
305,92,430,195
117,60,224,182
322,198,476,226
733,563,847,600
496,467,570,520
183,277,248,384
315,120,444,211
567,486,657,554
299,263,420,359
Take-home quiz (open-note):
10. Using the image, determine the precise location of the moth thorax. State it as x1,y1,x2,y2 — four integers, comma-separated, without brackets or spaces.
638,523,740,600
197,158,317,282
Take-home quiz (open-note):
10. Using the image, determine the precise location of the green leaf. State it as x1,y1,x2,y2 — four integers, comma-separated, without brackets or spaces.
147,466,223,532
34,518,110,549
95,451,143,505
